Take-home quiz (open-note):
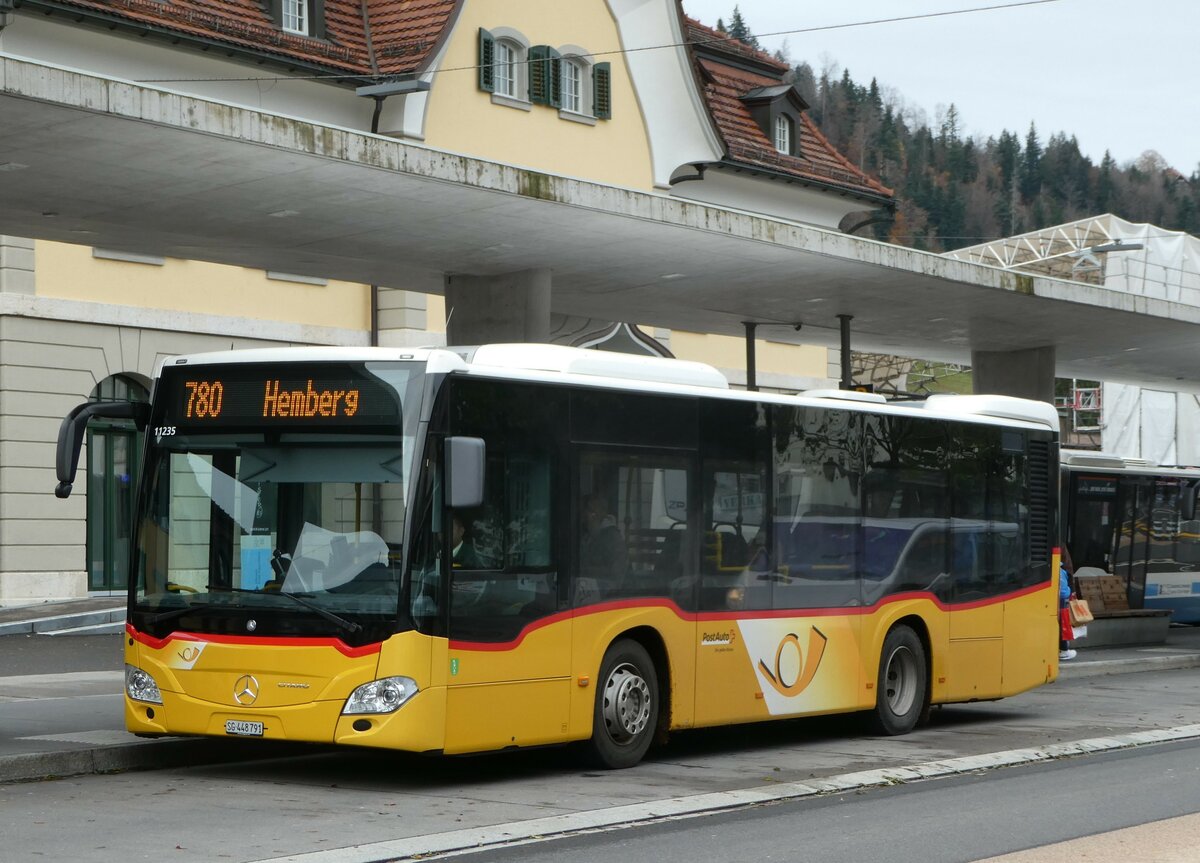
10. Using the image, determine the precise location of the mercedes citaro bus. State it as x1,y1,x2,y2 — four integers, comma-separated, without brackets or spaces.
55,344,1062,768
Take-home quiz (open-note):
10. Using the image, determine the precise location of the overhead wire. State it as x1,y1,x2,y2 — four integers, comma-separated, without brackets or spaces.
136,0,1067,84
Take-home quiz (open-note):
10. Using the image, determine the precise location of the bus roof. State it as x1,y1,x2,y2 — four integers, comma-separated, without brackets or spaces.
159,344,1060,432
1061,449,1200,476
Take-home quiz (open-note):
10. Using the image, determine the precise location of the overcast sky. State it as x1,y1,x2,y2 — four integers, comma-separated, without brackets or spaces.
680,0,1198,173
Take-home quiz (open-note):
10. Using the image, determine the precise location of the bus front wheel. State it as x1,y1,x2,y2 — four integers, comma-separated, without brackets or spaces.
871,625,928,735
587,639,658,769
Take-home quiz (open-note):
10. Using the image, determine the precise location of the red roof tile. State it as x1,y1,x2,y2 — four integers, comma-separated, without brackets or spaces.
43,0,459,76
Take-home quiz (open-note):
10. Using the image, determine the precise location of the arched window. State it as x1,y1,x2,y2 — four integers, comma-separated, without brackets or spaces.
494,39,521,98
479,28,530,105
774,114,793,155
87,374,149,593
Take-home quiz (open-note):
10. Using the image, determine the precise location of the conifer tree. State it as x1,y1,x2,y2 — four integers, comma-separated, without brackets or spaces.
727,6,760,49
1020,122,1042,203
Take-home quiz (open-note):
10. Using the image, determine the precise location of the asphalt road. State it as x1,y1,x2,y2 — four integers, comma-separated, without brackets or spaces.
459,738,1200,863
3,665,1200,863
0,633,123,675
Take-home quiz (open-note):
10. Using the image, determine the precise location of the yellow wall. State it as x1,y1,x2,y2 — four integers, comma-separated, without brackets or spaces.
424,1,655,189
35,241,371,331
670,330,828,380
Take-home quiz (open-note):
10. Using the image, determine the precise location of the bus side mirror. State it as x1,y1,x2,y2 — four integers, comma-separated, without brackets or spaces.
55,401,151,499
446,436,485,509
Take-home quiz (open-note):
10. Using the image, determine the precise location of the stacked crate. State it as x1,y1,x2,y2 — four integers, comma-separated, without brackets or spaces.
1075,575,1129,612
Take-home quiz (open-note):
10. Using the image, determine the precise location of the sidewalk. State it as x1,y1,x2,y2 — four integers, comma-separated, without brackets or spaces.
2,599,1200,784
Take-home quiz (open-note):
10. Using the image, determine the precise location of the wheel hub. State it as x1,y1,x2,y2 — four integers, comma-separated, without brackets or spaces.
602,662,652,743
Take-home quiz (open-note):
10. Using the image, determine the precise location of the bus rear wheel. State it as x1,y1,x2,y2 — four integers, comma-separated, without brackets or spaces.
587,639,658,769
871,625,928,735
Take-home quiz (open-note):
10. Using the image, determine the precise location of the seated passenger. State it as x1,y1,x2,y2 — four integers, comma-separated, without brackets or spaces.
580,493,627,588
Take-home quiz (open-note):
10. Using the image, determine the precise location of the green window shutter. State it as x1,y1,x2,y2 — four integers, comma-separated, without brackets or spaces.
593,62,612,119
478,28,495,93
546,49,562,109
528,45,550,104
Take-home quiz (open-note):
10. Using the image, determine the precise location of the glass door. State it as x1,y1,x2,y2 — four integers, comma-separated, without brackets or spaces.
87,426,139,591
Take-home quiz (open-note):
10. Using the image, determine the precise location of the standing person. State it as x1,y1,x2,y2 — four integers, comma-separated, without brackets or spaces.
1059,555,1076,660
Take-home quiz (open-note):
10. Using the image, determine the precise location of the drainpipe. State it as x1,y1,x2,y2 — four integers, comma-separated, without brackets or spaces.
838,314,853,390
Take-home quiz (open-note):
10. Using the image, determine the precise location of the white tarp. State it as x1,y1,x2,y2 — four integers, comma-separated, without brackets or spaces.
1092,216,1200,463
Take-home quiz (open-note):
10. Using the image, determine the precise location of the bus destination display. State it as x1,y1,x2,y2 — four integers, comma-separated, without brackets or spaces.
160,365,402,429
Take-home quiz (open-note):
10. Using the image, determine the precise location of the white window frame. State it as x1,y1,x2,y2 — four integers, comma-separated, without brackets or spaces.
494,40,519,99
556,47,597,125
489,29,532,110
774,114,793,155
561,59,584,114
282,0,308,35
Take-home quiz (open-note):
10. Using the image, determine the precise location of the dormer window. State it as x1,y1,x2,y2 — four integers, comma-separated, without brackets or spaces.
268,0,325,38
282,0,307,34
774,115,793,154
740,83,808,158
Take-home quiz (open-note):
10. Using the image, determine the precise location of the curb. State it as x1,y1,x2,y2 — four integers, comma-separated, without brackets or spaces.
250,724,1200,863
1059,653,1200,679
0,607,125,637
0,737,322,784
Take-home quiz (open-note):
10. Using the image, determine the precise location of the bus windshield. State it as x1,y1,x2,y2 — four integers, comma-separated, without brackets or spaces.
132,361,424,643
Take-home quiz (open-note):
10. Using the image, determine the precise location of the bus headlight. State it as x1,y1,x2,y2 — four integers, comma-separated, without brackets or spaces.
342,676,418,715
125,664,163,704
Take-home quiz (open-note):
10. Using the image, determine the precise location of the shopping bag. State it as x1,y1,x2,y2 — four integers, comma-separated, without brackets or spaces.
1072,625,1088,640
1069,597,1094,625
1059,607,1073,642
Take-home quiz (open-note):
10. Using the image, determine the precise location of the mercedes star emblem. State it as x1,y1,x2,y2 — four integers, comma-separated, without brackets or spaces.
233,674,260,706
246,619,257,632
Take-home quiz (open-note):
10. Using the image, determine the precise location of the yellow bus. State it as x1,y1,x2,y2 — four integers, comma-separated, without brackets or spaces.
55,344,1061,768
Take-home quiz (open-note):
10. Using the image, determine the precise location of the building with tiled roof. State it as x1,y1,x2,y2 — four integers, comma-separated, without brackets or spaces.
0,0,884,603
683,18,891,203
670,17,892,225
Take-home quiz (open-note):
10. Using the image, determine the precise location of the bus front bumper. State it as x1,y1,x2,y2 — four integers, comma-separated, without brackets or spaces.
125,686,447,753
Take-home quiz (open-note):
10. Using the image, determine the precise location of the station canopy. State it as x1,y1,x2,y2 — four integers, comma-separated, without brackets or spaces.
3,57,1200,392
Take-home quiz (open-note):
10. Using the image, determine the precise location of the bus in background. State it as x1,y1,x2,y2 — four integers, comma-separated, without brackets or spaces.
1061,450,1200,622
55,344,1061,768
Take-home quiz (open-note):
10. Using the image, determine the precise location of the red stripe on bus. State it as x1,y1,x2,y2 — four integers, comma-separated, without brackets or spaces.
126,624,381,658
447,580,1052,651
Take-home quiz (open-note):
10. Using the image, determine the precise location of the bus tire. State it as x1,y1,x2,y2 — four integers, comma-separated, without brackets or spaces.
871,625,928,736
587,639,659,769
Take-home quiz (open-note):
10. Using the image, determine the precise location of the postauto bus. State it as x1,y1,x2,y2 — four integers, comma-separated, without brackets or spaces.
55,345,1061,768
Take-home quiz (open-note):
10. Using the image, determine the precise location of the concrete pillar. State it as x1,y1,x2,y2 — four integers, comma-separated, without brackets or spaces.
0,236,35,294
972,345,1056,403
444,269,551,345
375,287,434,348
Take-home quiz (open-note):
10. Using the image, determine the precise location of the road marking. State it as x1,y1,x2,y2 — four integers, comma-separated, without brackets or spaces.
249,723,1200,863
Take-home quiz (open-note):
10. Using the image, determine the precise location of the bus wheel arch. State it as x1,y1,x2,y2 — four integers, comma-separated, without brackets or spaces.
871,617,931,735
587,628,668,769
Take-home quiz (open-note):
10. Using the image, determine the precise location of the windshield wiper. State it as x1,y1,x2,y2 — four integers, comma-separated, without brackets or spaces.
205,584,362,634
144,602,224,627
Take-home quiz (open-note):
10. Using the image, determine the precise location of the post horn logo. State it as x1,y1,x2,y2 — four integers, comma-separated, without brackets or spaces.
758,627,828,697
